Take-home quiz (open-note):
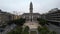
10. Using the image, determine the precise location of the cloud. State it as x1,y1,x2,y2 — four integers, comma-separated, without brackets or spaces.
0,0,60,14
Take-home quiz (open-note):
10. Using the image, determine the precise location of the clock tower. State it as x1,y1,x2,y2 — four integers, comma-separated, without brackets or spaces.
30,2,33,13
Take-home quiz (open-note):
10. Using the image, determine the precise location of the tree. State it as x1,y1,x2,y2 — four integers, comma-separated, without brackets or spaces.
49,31,56,34
38,26,50,34
37,18,48,26
22,26,29,34
38,26,41,34
8,18,26,26
7,26,23,34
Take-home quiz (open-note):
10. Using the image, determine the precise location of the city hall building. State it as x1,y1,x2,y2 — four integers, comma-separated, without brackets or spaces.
22,2,41,21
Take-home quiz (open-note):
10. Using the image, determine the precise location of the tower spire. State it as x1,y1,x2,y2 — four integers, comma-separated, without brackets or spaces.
30,2,33,13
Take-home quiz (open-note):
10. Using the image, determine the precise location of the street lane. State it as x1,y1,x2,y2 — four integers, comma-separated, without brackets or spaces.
0,24,16,34
46,23,60,34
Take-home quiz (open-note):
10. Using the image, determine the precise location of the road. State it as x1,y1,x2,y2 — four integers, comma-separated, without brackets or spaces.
1,21,59,34
46,23,60,34
0,24,16,34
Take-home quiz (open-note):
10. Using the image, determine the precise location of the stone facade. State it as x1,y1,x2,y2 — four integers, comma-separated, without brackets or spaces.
22,13,40,21
12,15,21,20
0,10,12,26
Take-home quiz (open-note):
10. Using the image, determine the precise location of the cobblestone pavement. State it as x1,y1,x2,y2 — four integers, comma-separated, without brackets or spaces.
23,21,41,34
23,21,41,29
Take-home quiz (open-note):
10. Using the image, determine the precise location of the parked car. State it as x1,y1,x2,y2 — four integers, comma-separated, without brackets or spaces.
0,28,4,32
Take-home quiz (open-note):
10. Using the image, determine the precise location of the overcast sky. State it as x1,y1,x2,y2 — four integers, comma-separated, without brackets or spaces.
0,0,60,15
